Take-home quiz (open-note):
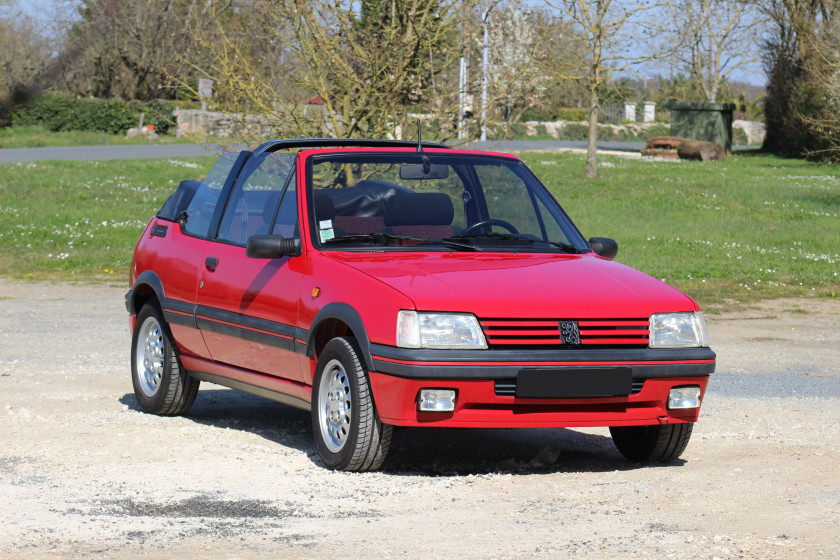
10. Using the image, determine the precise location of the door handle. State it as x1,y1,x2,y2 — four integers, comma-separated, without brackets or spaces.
205,256,219,271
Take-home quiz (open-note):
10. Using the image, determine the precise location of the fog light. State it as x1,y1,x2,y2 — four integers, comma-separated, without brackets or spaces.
668,386,701,409
418,389,456,412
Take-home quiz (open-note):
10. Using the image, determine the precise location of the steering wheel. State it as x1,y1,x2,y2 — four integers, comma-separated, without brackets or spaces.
461,219,519,235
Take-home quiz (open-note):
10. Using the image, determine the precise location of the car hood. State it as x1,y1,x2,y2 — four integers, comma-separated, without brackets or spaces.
324,252,697,317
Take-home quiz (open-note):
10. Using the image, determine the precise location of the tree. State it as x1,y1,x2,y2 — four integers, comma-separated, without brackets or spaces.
485,5,543,124
760,0,835,158
663,0,766,102
0,1,57,124
195,0,483,140
62,0,213,100
546,0,672,178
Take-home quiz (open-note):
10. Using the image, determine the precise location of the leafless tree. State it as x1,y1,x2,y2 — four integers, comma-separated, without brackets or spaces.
663,0,766,102
546,0,673,178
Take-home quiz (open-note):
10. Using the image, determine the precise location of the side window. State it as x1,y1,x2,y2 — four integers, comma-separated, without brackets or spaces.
271,171,298,238
217,152,296,245
183,151,243,238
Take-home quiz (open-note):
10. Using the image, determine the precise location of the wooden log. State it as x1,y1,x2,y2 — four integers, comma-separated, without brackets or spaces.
641,148,679,158
677,139,726,161
646,136,686,150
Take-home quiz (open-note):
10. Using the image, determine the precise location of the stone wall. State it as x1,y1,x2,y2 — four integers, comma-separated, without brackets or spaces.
733,120,766,144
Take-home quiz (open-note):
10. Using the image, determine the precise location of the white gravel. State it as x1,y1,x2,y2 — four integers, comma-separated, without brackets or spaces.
1,279,839,559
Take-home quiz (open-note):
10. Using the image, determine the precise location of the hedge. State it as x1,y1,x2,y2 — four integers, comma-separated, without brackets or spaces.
11,93,176,135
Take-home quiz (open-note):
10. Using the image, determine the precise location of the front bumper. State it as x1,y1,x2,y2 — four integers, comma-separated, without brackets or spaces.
368,344,715,428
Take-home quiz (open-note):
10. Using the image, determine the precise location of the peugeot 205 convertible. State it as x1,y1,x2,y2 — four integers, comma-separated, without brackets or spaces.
126,138,715,471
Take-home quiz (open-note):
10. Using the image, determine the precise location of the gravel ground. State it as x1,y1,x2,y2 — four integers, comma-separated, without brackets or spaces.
1,279,839,559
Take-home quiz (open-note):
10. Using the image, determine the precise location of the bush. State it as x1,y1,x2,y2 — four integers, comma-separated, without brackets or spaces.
560,123,590,140
519,107,589,122
13,92,137,134
732,127,749,146
146,100,176,134
9,93,181,135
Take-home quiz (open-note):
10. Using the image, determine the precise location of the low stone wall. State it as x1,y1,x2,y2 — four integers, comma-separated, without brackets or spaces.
174,109,276,138
733,120,766,144
174,109,767,145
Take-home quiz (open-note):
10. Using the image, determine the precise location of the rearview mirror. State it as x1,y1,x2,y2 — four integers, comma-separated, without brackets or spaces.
589,237,618,259
246,235,302,258
399,164,449,180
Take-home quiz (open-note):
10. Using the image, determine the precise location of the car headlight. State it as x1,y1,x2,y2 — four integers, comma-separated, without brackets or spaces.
649,311,711,348
397,311,487,349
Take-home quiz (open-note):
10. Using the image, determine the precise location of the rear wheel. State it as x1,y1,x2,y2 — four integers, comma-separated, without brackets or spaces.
312,336,392,471
609,423,694,463
131,302,199,415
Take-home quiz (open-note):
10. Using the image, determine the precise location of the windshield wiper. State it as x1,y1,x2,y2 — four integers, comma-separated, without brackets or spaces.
445,232,586,253
323,232,481,251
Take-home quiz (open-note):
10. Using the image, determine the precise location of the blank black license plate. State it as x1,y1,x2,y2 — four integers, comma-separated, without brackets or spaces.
515,368,633,398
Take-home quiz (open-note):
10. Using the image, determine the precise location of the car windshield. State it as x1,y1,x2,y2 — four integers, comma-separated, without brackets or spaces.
307,152,589,253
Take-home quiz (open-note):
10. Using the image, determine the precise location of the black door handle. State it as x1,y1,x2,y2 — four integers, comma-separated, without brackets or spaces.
205,256,219,271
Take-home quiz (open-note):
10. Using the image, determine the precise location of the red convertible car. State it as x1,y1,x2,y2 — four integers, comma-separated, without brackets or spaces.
126,139,715,471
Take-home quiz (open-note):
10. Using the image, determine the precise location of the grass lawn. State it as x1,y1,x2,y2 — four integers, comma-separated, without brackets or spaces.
0,150,837,311
0,125,209,149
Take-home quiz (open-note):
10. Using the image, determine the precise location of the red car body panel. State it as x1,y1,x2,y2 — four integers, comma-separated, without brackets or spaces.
369,374,707,427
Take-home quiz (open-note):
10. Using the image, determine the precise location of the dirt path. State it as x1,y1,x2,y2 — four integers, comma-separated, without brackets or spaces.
2,279,839,559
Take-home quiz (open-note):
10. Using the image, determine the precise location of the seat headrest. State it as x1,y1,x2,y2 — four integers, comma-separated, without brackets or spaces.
384,193,454,227
313,192,335,221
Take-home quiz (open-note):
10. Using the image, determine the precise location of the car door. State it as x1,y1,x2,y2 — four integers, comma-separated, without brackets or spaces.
194,151,307,383
151,150,248,359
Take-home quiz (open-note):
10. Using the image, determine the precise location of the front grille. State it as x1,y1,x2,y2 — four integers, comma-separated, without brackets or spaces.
494,378,645,397
479,317,649,348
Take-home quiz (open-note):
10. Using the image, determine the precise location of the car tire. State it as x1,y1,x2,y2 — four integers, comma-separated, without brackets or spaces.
131,302,199,416
609,423,693,463
312,336,393,472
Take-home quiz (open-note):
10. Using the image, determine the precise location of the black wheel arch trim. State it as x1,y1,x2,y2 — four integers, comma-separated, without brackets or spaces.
126,270,167,315
307,303,374,371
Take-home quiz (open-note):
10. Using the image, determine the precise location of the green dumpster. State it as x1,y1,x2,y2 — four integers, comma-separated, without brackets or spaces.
668,102,736,153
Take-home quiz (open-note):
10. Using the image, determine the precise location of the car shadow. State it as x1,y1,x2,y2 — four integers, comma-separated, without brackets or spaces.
119,389,686,476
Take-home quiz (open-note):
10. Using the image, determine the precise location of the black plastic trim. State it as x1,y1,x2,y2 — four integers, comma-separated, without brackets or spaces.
188,371,311,411
371,360,715,380
257,138,451,154
194,305,305,353
126,270,167,315
370,344,716,364
306,303,374,371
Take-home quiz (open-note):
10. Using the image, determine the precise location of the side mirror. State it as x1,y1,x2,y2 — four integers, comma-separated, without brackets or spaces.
588,237,618,259
246,235,302,258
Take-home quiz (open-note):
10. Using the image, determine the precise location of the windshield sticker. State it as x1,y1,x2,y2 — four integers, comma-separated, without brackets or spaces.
319,220,335,243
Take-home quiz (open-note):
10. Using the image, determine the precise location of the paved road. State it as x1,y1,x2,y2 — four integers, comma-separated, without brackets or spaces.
0,140,650,163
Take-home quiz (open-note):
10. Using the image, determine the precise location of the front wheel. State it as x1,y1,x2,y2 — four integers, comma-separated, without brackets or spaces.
312,336,392,471
609,423,694,463
131,302,199,415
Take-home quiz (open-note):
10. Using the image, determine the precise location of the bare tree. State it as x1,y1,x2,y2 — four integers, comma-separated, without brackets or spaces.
663,0,766,102
62,0,215,100
485,5,544,125
0,3,54,97
194,0,484,141
546,0,672,178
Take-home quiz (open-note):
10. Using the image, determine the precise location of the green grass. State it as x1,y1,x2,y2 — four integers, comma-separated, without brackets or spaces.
0,125,206,149
0,157,215,280
521,151,840,310
1,151,838,310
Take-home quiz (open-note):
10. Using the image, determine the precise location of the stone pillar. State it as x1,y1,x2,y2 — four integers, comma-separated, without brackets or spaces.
623,102,637,122
643,102,656,123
